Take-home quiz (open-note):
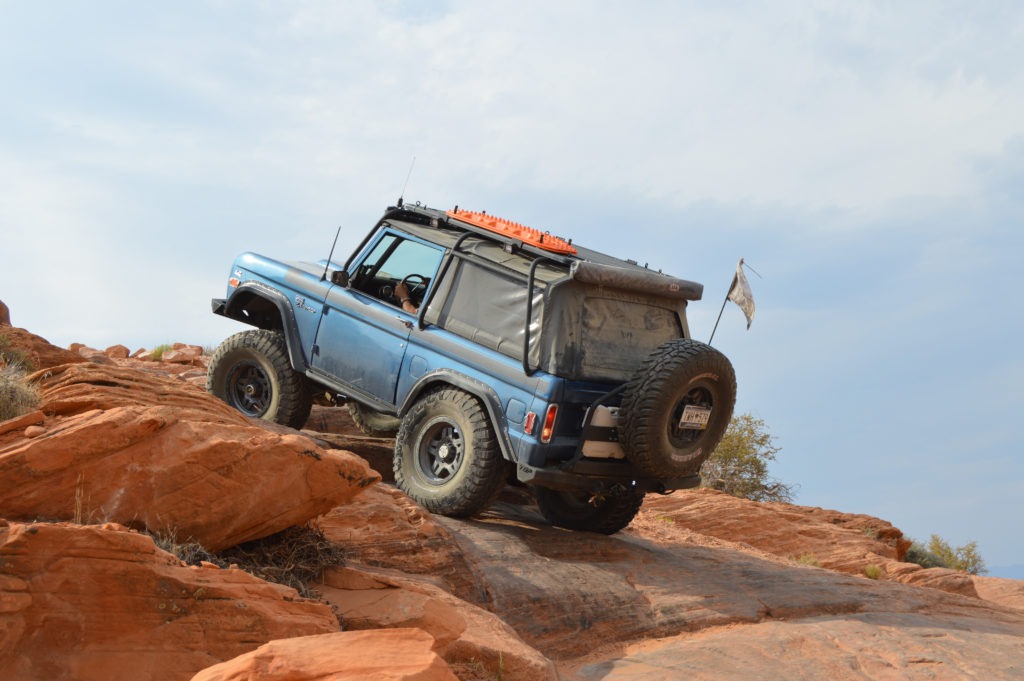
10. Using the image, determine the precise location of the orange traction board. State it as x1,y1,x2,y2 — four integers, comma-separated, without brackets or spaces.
447,208,577,255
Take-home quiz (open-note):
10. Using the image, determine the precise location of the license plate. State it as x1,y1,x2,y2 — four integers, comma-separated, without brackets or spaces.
679,405,711,430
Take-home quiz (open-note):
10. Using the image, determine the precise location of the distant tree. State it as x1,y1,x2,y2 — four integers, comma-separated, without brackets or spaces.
927,534,987,575
700,413,795,503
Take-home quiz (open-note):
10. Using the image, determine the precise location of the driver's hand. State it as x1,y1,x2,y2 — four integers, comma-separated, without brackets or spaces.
395,281,410,302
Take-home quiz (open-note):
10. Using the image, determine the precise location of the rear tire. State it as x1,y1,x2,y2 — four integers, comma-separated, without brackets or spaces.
348,401,400,438
207,329,312,428
534,487,645,535
394,388,506,517
620,338,736,478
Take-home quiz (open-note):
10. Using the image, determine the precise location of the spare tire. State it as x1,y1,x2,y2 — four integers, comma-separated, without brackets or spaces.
619,338,736,478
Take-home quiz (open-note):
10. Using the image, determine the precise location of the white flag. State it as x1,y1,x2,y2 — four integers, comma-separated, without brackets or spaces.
728,258,755,329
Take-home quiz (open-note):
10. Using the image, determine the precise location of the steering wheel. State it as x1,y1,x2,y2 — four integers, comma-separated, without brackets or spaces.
397,273,428,303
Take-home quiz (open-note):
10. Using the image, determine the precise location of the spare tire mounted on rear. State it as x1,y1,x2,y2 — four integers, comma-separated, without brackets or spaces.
620,338,736,479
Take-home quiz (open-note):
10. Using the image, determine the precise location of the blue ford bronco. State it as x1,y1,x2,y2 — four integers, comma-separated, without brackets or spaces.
208,201,736,533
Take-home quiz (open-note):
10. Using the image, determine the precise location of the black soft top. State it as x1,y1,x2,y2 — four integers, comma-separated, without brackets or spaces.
381,203,703,302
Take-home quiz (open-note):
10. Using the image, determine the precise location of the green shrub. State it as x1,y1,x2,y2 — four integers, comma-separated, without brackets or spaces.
904,541,947,569
700,413,796,503
863,564,883,580
0,363,40,422
905,535,987,575
150,344,174,360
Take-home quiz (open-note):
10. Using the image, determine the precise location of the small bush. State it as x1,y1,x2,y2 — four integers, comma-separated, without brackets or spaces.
904,535,987,575
863,564,883,580
904,541,947,569
150,344,174,360
796,553,820,567
0,363,40,422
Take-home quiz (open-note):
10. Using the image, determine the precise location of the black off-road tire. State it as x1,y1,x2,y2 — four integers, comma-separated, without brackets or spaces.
207,329,313,429
348,401,401,438
394,388,506,517
620,338,736,478
534,486,646,535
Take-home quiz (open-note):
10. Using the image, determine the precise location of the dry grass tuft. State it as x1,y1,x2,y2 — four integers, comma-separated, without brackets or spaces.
155,523,346,599
863,563,883,580
0,332,35,371
0,362,40,422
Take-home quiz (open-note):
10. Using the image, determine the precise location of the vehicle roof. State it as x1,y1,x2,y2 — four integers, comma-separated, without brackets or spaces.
382,202,702,296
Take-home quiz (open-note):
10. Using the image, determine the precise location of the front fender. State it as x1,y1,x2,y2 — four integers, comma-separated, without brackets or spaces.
218,282,309,371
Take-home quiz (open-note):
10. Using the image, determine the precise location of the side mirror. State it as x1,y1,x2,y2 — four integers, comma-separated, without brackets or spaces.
330,270,350,287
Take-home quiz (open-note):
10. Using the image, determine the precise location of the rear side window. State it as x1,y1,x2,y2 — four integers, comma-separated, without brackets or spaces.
431,259,542,361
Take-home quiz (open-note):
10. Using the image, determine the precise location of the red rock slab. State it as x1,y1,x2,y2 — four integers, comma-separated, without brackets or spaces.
190,629,457,681
566,613,1024,680
317,486,483,602
0,404,379,551
636,489,1024,610
32,362,244,423
0,521,338,681
635,488,908,572
317,566,558,681
0,409,45,437
0,326,85,370
327,486,1024,667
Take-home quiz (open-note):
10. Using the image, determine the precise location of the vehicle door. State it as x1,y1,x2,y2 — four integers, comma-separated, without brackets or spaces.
312,231,443,404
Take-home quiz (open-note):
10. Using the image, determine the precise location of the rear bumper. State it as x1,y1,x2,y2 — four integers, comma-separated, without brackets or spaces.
515,459,701,494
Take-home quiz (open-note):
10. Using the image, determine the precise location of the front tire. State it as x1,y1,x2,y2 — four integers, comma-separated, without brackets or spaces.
534,487,645,535
207,329,312,428
394,388,506,517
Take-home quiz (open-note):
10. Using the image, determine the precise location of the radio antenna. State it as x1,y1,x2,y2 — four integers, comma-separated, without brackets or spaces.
397,156,416,207
321,225,343,282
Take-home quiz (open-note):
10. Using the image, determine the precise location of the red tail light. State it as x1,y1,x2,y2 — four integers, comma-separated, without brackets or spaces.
540,404,559,443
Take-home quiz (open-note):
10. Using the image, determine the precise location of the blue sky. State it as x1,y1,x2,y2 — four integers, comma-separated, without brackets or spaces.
2,2,1022,575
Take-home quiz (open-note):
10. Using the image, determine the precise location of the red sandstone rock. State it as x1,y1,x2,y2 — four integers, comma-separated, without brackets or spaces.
104,344,130,359
190,629,458,681
0,326,85,369
563,614,1024,680
326,486,1024,678
318,486,482,599
633,490,1021,609
74,345,117,365
635,489,909,570
317,566,557,680
0,362,380,551
0,521,339,681
162,347,203,364
0,300,10,326
0,409,44,437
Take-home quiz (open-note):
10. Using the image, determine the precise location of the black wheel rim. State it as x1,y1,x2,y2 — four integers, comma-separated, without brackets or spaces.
416,417,465,484
668,385,714,447
225,360,271,417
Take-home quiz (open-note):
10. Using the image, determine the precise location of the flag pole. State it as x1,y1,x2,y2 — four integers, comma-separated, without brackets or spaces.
708,271,737,346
